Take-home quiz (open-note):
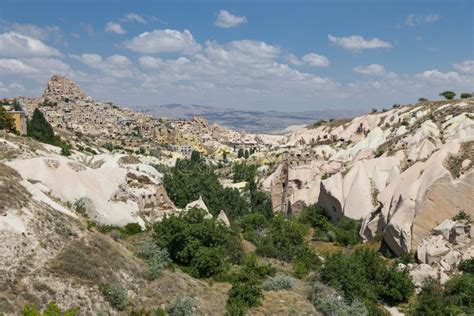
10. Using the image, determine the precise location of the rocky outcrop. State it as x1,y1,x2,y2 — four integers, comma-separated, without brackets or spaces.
217,210,231,227
185,195,213,219
403,219,474,290
42,75,90,103
379,140,474,255
317,155,402,223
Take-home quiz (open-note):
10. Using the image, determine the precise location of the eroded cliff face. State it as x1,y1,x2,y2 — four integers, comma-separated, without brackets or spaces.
266,99,474,255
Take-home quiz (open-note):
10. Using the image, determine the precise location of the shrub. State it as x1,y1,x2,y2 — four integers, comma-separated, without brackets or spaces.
262,273,295,291
452,210,472,222
100,282,127,310
163,157,250,219
166,296,195,316
153,208,242,278
22,302,79,316
136,240,171,280
226,278,263,315
0,106,15,131
299,206,361,246
439,91,456,100
460,93,472,99
232,162,257,183
418,97,428,101
122,222,143,235
318,295,368,316
321,248,414,308
458,258,474,273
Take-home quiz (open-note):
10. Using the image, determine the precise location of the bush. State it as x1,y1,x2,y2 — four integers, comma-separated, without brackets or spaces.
226,278,263,315
22,302,79,316
318,295,368,316
232,162,257,183
452,210,471,222
0,106,15,131
100,282,127,310
460,93,472,99
299,206,362,246
458,258,474,273
122,222,143,235
262,273,295,291
256,213,308,261
163,157,250,219
418,97,428,102
167,296,195,316
136,240,171,279
153,208,242,278
321,248,414,308
439,91,456,100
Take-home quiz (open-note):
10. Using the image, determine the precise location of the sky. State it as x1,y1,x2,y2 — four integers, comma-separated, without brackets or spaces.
0,0,473,112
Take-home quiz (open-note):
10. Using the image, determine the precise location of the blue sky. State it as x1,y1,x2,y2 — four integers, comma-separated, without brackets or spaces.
0,0,473,112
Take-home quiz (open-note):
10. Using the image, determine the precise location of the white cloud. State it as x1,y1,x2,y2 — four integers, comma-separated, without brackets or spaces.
122,13,147,24
0,58,37,74
417,69,462,82
72,53,135,78
353,64,397,78
0,32,61,58
286,53,302,66
404,14,441,27
453,60,474,74
105,22,126,34
205,40,280,63
8,23,62,43
215,10,247,28
123,29,201,54
302,53,330,67
328,34,392,52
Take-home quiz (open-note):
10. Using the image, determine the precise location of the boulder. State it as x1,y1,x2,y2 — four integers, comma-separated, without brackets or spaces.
409,264,438,289
448,220,471,245
433,219,456,240
416,235,450,265
217,210,230,227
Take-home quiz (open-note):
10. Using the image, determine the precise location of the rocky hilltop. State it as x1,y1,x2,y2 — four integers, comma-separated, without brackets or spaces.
265,98,473,257
43,75,90,103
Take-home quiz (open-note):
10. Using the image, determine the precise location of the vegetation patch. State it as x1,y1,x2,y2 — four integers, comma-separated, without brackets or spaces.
49,235,143,284
0,163,31,213
444,140,474,178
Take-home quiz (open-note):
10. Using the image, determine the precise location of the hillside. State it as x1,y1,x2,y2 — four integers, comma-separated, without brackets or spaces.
0,76,473,315
136,103,360,133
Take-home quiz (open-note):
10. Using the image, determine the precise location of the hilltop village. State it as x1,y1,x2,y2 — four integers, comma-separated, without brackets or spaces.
0,76,473,315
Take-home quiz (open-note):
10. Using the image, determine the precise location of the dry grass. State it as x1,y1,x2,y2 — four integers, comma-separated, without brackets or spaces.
133,269,231,315
0,163,31,213
49,234,146,285
118,155,141,165
249,288,318,315
444,140,474,178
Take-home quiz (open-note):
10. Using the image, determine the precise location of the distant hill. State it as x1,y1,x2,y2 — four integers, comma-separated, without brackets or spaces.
134,104,361,133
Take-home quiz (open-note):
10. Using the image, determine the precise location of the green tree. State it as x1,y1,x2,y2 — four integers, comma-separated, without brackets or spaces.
244,149,250,159
0,106,15,131
418,97,428,101
163,157,250,219
439,91,456,100
460,93,472,99
27,108,55,143
153,208,242,278
237,148,244,158
321,248,414,309
190,150,201,163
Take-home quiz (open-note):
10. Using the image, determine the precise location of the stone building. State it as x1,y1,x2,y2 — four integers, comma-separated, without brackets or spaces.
10,111,27,135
